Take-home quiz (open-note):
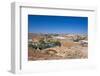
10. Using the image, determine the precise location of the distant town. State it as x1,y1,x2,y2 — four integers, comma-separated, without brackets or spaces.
28,33,88,60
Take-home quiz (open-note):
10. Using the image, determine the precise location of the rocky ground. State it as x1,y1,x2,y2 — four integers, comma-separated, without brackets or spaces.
28,44,88,61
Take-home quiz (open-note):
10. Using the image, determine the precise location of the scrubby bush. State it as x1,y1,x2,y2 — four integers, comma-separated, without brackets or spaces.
32,44,37,49
30,38,61,50
54,41,61,46
73,39,80,42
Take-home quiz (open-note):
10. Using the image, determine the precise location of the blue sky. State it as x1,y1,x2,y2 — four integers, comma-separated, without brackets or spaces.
28,15,88,34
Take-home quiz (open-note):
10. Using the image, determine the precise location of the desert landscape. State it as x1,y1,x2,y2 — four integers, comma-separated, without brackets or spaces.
28,33,88,60
28,15,88,61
